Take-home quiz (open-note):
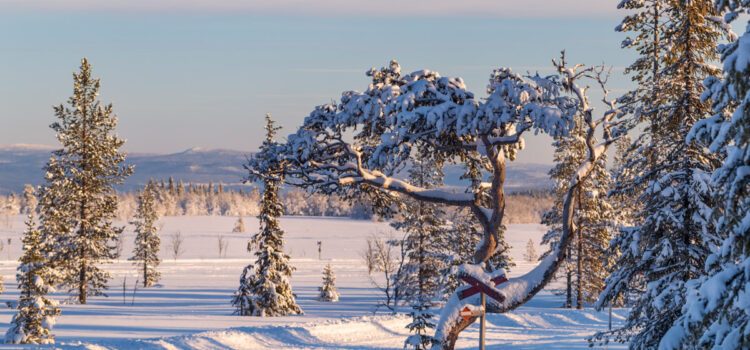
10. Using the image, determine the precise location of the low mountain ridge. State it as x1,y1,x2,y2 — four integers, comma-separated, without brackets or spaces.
0,144,552,194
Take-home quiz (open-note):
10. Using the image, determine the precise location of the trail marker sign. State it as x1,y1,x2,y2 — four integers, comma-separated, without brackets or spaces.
458,274,508,302
456,271,508,350
460,306,484,321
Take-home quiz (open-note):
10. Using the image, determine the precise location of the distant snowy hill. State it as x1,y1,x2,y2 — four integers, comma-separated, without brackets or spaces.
0,144,552,194
0,144,251,194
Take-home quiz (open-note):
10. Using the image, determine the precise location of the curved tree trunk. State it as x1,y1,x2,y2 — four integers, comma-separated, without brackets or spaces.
433,171,583,350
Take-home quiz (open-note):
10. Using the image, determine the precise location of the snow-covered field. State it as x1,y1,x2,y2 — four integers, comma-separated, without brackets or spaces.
0,216,626,349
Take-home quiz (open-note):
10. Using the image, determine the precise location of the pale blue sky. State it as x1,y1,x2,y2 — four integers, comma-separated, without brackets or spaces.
0,2,633,164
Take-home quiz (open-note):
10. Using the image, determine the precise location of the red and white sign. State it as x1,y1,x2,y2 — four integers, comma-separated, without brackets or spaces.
458,274,508,302
459,306,484,321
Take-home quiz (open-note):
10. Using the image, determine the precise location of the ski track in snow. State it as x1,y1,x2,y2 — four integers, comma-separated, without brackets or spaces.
0,216,626,349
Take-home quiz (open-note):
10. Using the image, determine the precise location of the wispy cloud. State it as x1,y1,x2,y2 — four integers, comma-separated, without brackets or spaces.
290,68,363,73
252,93,338,99
5,0,619,18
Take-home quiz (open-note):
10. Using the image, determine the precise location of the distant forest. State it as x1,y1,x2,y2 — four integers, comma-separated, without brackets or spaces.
0,178,552,225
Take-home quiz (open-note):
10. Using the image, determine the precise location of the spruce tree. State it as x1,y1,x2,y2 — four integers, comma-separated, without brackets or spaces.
5,215,60,344
541,114,614,309
658,3,750,348
390,155,445,303
404,296,438,350
232,115,302,316
130,183,161,288
317,263,339,302
433,209,482,301
597,1,727,347
390,155,444,348
20,185,37,215
524,239,538,263
232,216,245,233
36,58,133,304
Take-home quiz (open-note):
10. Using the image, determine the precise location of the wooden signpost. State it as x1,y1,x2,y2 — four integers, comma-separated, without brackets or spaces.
458,273,508,350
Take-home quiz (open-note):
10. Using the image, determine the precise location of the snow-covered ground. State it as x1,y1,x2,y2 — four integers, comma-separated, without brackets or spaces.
0,216,626,349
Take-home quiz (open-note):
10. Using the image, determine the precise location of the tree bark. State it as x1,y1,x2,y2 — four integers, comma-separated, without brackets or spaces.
576,188,583,310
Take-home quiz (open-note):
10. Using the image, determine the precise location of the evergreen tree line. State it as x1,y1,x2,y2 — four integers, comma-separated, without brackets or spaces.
0,184,552,224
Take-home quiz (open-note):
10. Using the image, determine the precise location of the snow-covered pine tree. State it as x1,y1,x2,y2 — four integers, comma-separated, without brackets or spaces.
524,239,538,263
317,263,339,302
596,1,727,347
247,57,623,350
20,185,37,215
390,154,445,348
36,58,133,304
614,0,670,181
606,0,670,312
232,114,302,316
5,215,60,344
541,114,614,309
390,155,446,303
433,210,476,301
657,2,750,348
232,216,245,233
541,115,583,309
130,183,161,288
604,135,639,308
404,294,439,350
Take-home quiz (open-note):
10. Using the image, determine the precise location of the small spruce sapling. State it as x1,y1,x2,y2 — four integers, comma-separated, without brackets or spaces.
232,217,245,233
404,297,438,350
130,183,161,288
317,264,339,302
524,239,538,263
5,215,60,344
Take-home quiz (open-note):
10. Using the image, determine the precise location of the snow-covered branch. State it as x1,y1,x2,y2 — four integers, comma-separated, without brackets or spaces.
432,55,626,350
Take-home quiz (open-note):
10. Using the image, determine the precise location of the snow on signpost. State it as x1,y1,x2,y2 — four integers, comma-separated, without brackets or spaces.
459,305,484,321
457,264,507,302
456,264,508,350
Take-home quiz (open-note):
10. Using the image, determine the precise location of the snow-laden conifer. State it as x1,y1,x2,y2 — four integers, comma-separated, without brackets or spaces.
524,239,538,263
232,216,245,233
390,154,446,347
657,2,750,348
5,215,60,344
130,182,161,288
390,155,447,303
596,1,728,347
20,185,37,215
542,114,615,309
232,114,302,316
317,263,339,302
404,295,439,350
245,57,624,350
36,58,133,304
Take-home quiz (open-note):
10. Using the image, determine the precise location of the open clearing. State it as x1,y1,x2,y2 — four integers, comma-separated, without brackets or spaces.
0,216,625,349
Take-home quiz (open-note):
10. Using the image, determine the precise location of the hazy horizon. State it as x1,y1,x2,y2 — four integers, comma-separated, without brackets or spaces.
1,3,635,165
